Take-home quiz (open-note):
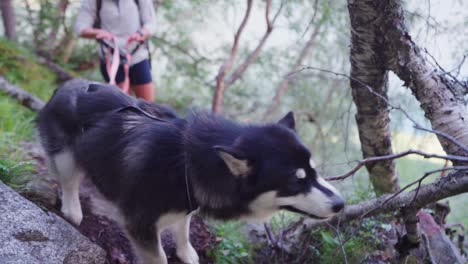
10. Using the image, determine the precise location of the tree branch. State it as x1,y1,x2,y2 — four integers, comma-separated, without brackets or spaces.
212,0,253,113
382,0,468,158
224,0,284,88
326,149,468,181
0,76,45,112
288,66,468,154
262,23,322,120
34,53,75,82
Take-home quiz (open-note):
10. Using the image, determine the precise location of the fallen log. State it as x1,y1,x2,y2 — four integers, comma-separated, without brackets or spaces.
35,52,75,82
0,75,45,112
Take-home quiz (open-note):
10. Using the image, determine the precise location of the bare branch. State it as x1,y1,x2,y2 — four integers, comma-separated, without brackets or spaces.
326,149,468,181
289,66,468,154
224,0,284,88
299,0,319,39
152,36,210,65
212,0,253,113
423,49,468,92
262,24,322,120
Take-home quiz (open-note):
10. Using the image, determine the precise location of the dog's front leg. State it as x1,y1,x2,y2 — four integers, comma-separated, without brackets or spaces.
170,212,199,264
52,151,84,226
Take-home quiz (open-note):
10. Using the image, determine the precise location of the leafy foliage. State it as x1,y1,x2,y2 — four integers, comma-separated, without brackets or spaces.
209,221,256,263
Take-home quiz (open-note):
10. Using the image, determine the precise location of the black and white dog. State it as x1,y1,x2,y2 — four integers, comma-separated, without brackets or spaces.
37,79,345,264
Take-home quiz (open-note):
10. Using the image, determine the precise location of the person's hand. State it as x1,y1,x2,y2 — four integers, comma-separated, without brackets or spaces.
95,29,114,40
127,29,148,43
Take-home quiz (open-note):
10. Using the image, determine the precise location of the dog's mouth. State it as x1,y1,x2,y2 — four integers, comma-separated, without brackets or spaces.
281,206,330,220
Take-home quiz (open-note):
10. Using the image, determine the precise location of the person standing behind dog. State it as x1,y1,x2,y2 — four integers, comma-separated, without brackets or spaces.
74,0,156,101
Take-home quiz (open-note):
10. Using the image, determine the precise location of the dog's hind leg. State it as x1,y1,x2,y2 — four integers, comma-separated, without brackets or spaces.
52,150,83,225
126,219,167,264
170,212,199,264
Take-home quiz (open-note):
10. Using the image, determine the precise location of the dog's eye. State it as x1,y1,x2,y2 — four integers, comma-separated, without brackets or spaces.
295,168,306,179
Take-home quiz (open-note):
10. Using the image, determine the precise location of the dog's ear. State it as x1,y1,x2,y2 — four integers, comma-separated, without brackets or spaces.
214,145,251,178
278,111,295,131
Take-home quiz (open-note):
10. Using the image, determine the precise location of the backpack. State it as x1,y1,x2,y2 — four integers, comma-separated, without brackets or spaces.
94,0,151,66
94,0,140,29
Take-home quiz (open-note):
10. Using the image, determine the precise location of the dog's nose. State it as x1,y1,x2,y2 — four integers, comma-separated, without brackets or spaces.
331,196,345,213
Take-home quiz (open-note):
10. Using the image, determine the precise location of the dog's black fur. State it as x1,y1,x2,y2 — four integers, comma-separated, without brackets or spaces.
37,79,344,263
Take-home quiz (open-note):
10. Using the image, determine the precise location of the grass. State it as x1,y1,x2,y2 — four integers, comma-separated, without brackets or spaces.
0,37,58,189
0,38,56,100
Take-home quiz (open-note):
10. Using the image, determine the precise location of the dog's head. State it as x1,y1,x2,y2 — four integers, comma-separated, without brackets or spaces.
214,112,345,221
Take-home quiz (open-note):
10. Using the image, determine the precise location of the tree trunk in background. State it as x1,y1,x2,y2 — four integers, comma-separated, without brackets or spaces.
0,0,17,41
347,0,399,195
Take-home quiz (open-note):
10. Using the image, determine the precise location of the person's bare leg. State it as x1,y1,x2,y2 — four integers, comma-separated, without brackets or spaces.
116,82,131,94
132,82,155,101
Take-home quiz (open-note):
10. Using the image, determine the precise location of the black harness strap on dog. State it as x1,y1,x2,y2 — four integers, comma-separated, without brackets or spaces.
114,105,167,122
184,153,194,212
115,104,195,212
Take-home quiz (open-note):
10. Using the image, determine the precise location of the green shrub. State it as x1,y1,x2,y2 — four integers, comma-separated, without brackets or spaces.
209,221,256,264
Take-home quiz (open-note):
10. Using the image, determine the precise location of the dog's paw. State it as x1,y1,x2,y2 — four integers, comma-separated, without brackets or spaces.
176,244,199,264
61,206,83,226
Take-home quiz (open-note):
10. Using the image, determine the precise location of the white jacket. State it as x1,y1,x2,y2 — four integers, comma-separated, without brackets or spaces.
74,0,157,65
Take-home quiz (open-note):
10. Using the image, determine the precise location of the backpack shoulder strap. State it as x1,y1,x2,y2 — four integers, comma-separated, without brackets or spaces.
94,0,102,28
133,0,151,67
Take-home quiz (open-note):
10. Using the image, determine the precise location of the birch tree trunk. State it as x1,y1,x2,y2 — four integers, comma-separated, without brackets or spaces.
381,0,468,158
348,0,400,195
349,0,468,160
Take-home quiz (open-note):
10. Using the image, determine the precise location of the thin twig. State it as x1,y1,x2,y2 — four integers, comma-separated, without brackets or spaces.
262,25,323,120
326,149,468,181
288,66,468,154
424,49,468,90
224,0,284,88
324,167,468,254
264,223,278,248
327,221,349,264
300,0,319,40
212,0,253,113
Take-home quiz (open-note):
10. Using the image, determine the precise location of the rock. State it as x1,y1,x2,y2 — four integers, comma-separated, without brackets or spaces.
0,181,106,264
418,211,464,264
